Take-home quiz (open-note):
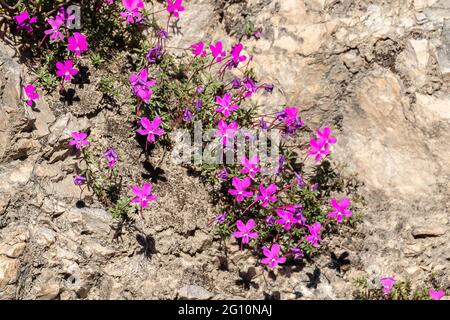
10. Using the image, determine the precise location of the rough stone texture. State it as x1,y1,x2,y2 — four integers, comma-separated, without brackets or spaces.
1,0,450,299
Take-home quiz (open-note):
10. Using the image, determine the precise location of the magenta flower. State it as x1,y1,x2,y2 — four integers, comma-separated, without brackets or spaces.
429,289,446,300
256,183,277,207
215,93,239,117
277,107,304,135
73,175,86,186
308,137,330,162
15,11,37,33
183,108,193,122
230,43,246,67
216,212,227,224
308,127,337,162
261,243,286,269
23,84,39,107
45,16,64,42
327,197,352,223
305,222,322,247
56,60,79,81
131,183,156,210
69,131,90,150
228,177,253,202
104,148,118,169
232,219,258,244
129,69,156,103
121,0,144,24
275,208,299,231
240,155,260,178
210,41,227,62
217,168,229,181
137,116,165,142
67,32,89,56
166,0,185,18
380,277,396,295
317,127,337,145
216,120,238,146
191,41,207,57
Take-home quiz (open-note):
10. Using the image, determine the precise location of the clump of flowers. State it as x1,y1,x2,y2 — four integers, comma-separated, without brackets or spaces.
6,1,355,274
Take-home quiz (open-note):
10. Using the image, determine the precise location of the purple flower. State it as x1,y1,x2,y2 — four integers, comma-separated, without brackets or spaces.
196,86,204,94
380,277,396,295
276,155,285,175
129,69,156,103
121,0,144,24
15,12,37,33
275,208,298,231
240,155,260,178
131,183,156,209
191,41,207,57
44,16,64,42
23,84,39,107
243,78,257,98
228,177,253,202
56,60,79,81
305,222,322,247
69,131,90,150
327,197,352,223
217,168,229,181
264,84,274,93
137,116,165,142
210,41,227,62
256,183,277,207
215,93,238,118
429,289,446,300
67,33,89,56
232,77,242,89
73,175,86,186
216,212,227,224
261,243,286,269
259,118,268,130
166,0,185,19
146,45,163,63
265,215,275,226
232,219,258,244
183,108,193,122
195,99,203,110
216,120,238,147
104,148,118,169
294,172,305,187
291,248,304,260
158,28,169,39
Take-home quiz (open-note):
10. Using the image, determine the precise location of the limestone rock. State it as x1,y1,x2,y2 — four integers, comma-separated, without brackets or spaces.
178,285,214,300
412,227,447,238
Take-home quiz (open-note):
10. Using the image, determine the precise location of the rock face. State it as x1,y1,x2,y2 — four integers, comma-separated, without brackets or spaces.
1,0,449,299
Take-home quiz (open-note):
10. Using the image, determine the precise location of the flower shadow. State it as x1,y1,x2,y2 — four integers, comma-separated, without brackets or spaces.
236,267,259,290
